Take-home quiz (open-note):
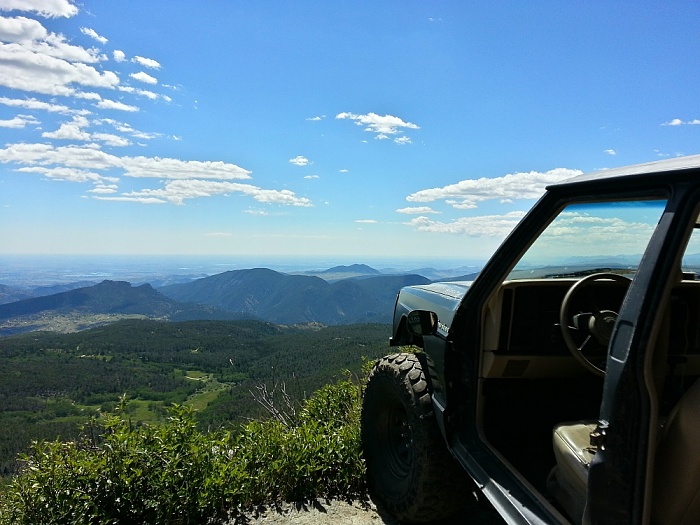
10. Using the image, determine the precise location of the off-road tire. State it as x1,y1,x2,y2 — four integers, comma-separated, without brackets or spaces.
361,352,471,523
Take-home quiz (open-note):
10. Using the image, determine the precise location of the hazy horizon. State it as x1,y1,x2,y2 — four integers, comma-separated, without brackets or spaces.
0,253,485,288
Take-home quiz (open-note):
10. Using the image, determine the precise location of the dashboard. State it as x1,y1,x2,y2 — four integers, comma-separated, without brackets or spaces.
481,278,700,379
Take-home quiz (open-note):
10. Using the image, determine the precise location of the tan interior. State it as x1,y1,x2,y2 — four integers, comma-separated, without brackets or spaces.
550,379,700,525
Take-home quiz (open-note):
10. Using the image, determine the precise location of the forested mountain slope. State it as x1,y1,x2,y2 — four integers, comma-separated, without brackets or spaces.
159,268,430,324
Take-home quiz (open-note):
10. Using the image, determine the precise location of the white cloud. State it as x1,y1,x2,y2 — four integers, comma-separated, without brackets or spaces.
92,195,167,205
303,175,319,179
406,168,582,209
0,40,119,96
355,219,377,224
336,112,419,143
88,184,118,194
18,165,117,184
120,156,253,180
536,212,658,252
0,95,85,114
132,55,161,69
664,118,683,126
0,6,314,214
0,113,38,127
0,0,79,18
396,206,439,215
306,115,325,121
80,27,107,44
406,211,526,237
113,179,312,206
75,91,101,101
96,119,160,140
445,199,478,210
289,155,310,166
96,99,139,112
130,71,157,85
0,141,313,207
336,112,419,135
604,149,616,155
339,169,348,173
0,142,254,181
91,133,131,147
0,16,104,63
662,118,700,126
118,85,160,100
42,117,91,140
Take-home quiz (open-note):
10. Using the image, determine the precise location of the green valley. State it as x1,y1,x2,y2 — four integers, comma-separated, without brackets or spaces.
0,319,390,479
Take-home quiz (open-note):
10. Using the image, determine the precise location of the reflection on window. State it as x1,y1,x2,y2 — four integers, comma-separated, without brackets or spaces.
508,200,667,280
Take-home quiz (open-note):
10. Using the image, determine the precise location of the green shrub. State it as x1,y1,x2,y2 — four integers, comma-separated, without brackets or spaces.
0,375,366,524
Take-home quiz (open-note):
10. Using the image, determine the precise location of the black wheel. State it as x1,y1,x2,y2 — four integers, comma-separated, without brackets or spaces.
361,352,471,523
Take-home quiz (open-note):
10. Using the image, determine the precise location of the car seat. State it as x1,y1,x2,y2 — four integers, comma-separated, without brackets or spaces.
549,378,700,525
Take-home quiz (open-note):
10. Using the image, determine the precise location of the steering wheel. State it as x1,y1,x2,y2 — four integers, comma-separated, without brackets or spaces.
559,272,631,377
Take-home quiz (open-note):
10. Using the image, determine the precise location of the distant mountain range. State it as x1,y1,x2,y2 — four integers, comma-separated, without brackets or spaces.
0,280,242,335
0,281,95,305
0,265,441,335
158,268,430,325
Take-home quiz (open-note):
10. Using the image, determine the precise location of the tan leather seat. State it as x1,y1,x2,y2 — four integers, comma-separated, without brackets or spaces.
550,421,596,523
550,379,700,525
651,378,700,525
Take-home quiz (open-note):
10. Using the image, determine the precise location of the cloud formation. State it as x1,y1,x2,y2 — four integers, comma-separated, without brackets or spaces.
406,211,526,237
80,27,107,44
289,155,310,166
406,168,582,209
0,142,253,180
0,1,312,210
97,180,313,207
336,111,419,144
396,206,439,215
662,118,700,126
130,71,157,85
0,0,78,18
133,55,160,69
0,113,38,127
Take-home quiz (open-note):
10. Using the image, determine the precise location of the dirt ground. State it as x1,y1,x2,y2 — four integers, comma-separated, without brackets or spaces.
233,499,397,525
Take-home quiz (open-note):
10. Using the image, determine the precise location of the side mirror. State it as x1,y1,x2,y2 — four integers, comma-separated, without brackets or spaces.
406,310,439,337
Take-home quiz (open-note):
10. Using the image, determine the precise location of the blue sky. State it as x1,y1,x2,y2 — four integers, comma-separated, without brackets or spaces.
0,1,699,262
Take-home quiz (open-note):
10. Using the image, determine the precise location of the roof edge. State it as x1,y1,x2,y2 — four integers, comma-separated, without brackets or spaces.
550,154,700,188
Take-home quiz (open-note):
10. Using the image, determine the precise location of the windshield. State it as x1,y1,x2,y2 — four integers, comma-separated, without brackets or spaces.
507,200,667,280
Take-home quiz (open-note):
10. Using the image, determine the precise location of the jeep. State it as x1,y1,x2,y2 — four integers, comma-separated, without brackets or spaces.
361,155,700,524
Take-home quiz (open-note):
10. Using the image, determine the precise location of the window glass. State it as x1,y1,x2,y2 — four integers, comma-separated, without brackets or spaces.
507,200,667,280
682,226,700,277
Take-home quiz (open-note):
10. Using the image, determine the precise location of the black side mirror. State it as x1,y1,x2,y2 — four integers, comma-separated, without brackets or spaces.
406,310,439,337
